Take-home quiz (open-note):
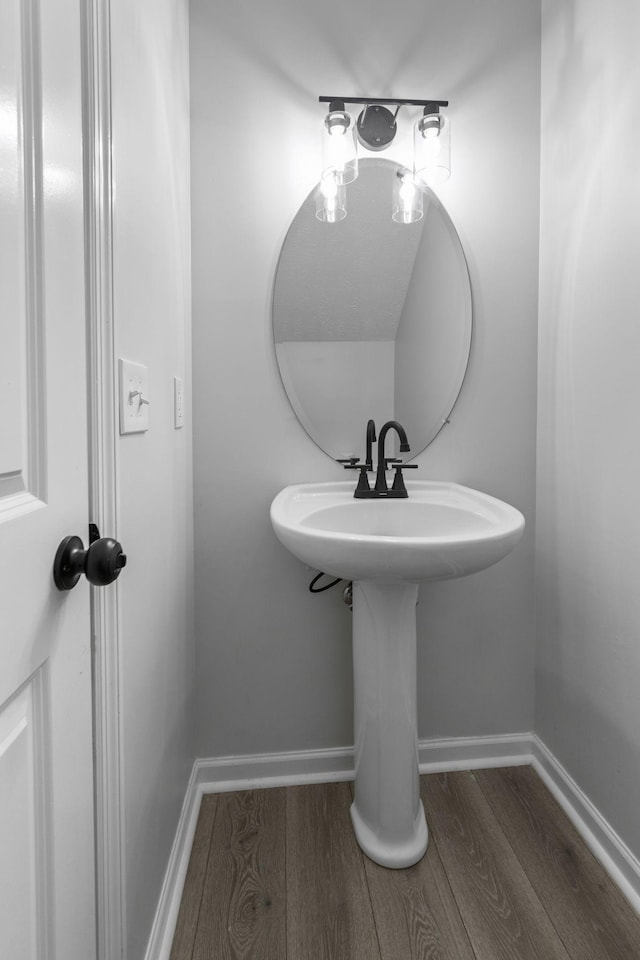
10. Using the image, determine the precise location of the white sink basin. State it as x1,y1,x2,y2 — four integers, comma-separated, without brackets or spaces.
270,478,525,869
270,479,525,584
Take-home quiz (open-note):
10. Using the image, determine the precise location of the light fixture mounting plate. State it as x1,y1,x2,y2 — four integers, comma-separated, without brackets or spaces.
357,105,397,151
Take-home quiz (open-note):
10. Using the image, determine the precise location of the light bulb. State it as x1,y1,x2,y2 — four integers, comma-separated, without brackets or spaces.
316,170,347,223
392,172,423,224
399,177,416,203
418,113,442,139
320,173,338,199
328,120,347,136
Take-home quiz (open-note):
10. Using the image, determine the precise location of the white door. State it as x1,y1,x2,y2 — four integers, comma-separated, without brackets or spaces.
0,0,97,957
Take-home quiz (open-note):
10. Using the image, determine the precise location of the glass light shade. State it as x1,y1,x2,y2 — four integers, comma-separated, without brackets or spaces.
315,170,347,223
414,111,450,186
321,109,358,185
392,171,423,224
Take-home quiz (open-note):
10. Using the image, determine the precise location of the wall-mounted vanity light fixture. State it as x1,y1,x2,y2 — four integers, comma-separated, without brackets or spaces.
318,97,450,223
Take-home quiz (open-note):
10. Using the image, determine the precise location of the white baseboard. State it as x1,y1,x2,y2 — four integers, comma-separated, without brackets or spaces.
195,744,355,792
144,732,640,959
418,731,534,772
192,732,535,794
531,735,640,915
143,764,203,960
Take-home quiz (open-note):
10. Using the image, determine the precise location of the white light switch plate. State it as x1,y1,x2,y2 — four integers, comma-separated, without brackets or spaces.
119,358,150,434
173,376,184,428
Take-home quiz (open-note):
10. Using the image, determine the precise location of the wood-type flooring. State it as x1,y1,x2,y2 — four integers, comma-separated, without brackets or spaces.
169,765,640,959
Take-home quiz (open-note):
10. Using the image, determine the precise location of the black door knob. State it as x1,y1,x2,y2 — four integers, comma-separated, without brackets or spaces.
53,531,127,591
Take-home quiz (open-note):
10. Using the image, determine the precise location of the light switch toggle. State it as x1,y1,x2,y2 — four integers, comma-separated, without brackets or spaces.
128,390,150,406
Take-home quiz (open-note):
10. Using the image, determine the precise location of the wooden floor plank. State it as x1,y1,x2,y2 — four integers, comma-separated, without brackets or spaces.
175,772,640,960
192,788,286,960
170,795,218,960
360,811,477,959
475,765,640,960
423,771,572,960
286,781,381,960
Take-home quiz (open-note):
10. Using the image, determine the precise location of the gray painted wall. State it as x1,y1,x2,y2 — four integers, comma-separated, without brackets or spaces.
191,0,540,758
110,1,194,956
536,0,640,861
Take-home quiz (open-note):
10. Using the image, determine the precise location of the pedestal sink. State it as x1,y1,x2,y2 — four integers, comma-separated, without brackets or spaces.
270,480,525,868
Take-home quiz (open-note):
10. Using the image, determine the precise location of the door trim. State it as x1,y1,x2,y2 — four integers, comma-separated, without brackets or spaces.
81,2,125,957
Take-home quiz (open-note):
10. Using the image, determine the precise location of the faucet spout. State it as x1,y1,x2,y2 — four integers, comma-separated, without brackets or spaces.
375,420,410,493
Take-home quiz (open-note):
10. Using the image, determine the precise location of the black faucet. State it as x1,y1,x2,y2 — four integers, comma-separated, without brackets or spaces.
340,419,417,498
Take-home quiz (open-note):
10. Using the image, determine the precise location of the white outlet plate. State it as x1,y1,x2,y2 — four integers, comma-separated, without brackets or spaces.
119,358,150,434
173,376,184,429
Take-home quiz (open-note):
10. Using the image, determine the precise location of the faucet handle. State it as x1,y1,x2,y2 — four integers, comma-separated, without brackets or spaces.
337,457,360,467
353,464,372,497
391,462,418,496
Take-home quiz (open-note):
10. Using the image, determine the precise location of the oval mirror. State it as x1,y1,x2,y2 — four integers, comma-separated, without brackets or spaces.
273,158,472,461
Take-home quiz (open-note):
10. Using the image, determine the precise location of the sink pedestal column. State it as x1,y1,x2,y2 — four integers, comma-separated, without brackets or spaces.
350,580,428,868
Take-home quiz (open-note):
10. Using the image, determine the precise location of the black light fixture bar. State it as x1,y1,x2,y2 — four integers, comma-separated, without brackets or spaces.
319,97,448,107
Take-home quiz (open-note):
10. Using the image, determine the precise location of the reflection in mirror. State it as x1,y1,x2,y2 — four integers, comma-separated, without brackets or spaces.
273,159,472,461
